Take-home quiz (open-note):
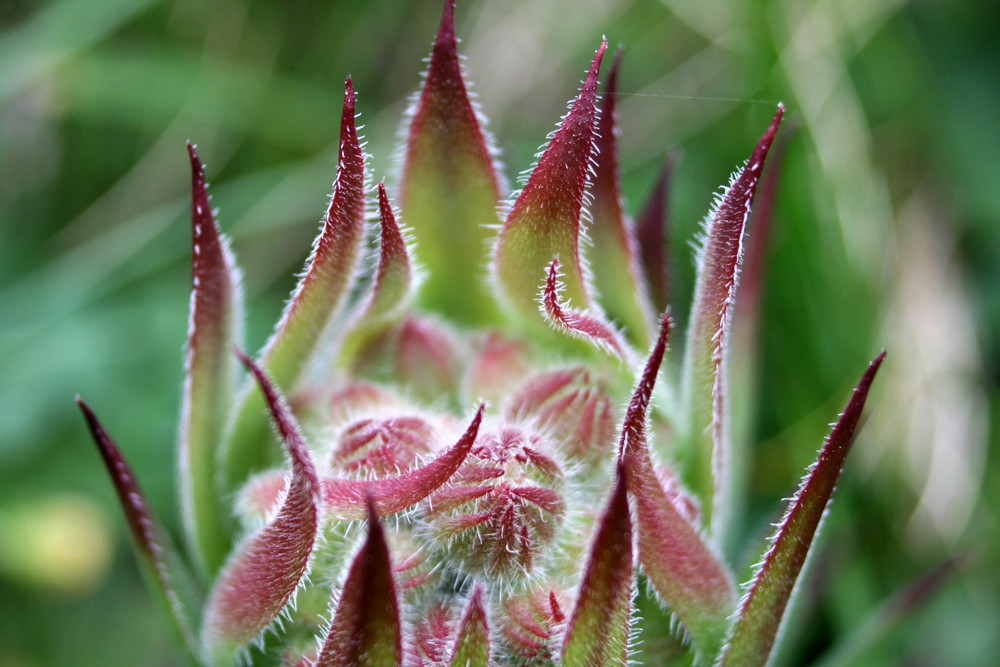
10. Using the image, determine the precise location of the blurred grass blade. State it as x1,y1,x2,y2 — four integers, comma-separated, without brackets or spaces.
0,0,158,101
561,465,633,667
495,40,607,322
635,154,676,314
619,313,736,657
316,501,401,667
401,0,504,325
322,404,484,520
203,350,321,662
720,351,886,667
449,585,491,667
678,105,784,540
77,398,203,665
338,183,414,366
815,555,962,667
588,49,655,348
179,144,244,577
541,259,630,360
222,79,367,491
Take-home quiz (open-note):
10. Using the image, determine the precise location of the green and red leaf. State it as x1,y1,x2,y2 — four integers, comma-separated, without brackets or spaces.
338,183,415,365
316,501,402,667
77,399,202,664
619,312,736,657
402,0,503,325
449,585,491,667
180,143,244,576
719,352,885,667
678,105,784,538
223,78,367,491
202,350,322,660
322,404,484,520
494,41,607,322
587,49,655,347
561,465,633,667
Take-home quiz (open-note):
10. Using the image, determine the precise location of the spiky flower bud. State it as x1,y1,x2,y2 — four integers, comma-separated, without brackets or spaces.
76,1,887,665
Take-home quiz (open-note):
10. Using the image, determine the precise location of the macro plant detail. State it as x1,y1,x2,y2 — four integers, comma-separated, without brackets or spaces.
75,1,886,665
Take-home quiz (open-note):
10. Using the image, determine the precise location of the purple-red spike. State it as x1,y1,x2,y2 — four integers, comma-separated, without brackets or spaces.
733,128,792,346
587,48,655,346
202,350,321,659
401,0,503,325
635,153,676,314
448,585,491,666
495,41,607,319
181,142,243,576
337,183,414,366
542,259,629,359
720,352,886,667
618,312,736,656
679,104,784,536
223,78,367,488
316,500,402,667
561,465,633,666
77,399,199,659
373,183,410,302
322,404,484,520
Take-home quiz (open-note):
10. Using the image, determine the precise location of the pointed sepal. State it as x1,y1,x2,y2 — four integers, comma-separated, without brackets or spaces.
506,366,617,462
719,352,886,667
401,0,503,325
542,259,630,360
619,313,736,656
449,585,491,667
322,404,484,520
495,41,607,321
316,500,402,667
678,105,784,537
338,183,415,366
223,79,367,490
77,398,202,664
202,350,322,661
588,49,655,347
561,466,633,667
635,154,675,314
180,142,244,576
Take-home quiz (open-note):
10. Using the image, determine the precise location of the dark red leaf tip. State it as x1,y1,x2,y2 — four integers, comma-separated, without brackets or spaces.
618,311,671,457
344,76,355,109
748,104,784,176
436,0,457,51
77,397,157,559
234,347,314,472
186,142,203,181
586,40,609,95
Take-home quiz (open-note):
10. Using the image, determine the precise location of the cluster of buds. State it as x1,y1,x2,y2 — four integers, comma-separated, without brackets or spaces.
78,1,884,665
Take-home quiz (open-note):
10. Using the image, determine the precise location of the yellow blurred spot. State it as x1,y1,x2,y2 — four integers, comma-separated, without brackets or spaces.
0,494,113,595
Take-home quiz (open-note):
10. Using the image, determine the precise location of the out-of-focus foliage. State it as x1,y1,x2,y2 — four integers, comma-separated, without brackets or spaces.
0,0,996,664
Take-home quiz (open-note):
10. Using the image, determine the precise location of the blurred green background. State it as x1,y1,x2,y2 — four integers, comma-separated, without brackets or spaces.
1,0,997,664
